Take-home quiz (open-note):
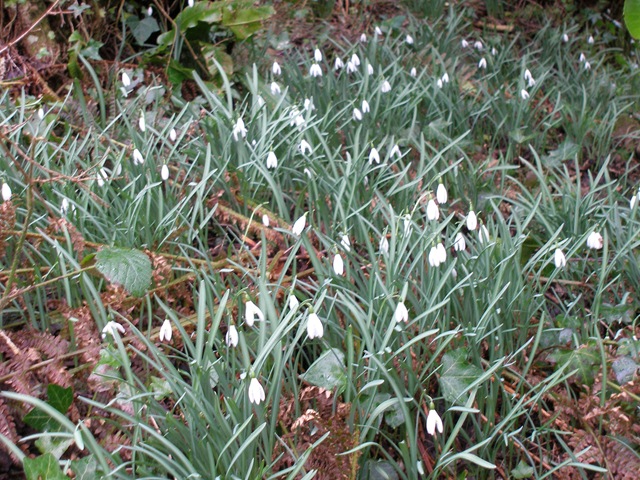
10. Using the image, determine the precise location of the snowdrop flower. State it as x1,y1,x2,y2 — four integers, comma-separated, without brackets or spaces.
362,99,370,113
272,61,281,75
1,183,11,202
60,198,70,215
436,183,447,204
426,199,439,221
121,72,131,87
436,242,447,263
266,151,278,169
248,377,265,405
307,312,324,339
389,144,401,158
442,73,449,83
270,82,281,95
579,52,586,62
351,53,361,67
381,80,391,93
133,149,144,165
554,248,567,268
478,224,490,244
314,48,323,62
379,236,389,254
169,128,177,142
161,164,169,181
159,319,172,342
587,35,594,44
478,57,487,69
524,69,535,86
346,61,357,74
138,113,146,132
340,234,351,252
406,34,414,45
520,89,530,100
225,325,238,347
262,214,270,227
288,295,299,311
426,409,443,435
188,0,194,7
410,67,417,77
586,231,603,250
333,254,344,276
147,6,152,16
102,321,125,339
394,301,409,323
367,63,374,75
97,168,108,187
353,108,363,121
369,147,380,165
292,213,307,236
309,63,322,77
375,26,383,36
304,98,314,111
437,78,443,89
631,194,637,209
467,210,478,230
403,214,411,236
360,33,367,43
461,39,469,48
562,33,569,43
584,61,591,71
454,232,466,251
232,118,247,141
245,300,264,327
300,139,312,155
491,47,498,56
428,245,442,267
334,57,344,70
474,40,483,50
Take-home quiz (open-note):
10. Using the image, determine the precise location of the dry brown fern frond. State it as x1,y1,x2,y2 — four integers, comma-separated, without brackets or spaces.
47,217,86,260
568,430,640,480
0,397,20,465
0,201,16,259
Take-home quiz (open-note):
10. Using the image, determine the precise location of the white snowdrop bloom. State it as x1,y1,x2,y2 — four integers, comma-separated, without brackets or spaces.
161,164,169,181
351,53,360,66
478,57,487,69
587,35,594,44
307,312,324,339
346,61,357,74
389,144,401,158
309,63,323,77
562,33,569,43
270,82,281,95
159,319,172,342
147,6,152,16
379,236,389,254
101,321,125,339
248,378,266,405
554,248,567,269
584,61,591,71
461,39,469,48
586,231,603,250
631,194,637,209
426,409,443,435
266,151,278,169
257,95,265,107
225,325,238,347
436,242,447,263
272,61,281,75
352,108,363,121
442,72,449,83
360,33,367,43
467,210,478,230
428,245,441,267
97,168,108,187
188,0,194,7
333,254,344,276
292,213,307,236
245,300,264,327
232,118,247,141
133,148,144,165
579,52,586,62
478,224,490,244
121,71,131,87
524,69,534,83
410,67,417,77
60,198,70,215
1,183,11,202
381,80,391,93
426,199,439,221
369,147,380,165
436,183,448,204
169,128,177,142
454,232,466,251
520,89,530,100
334,57,344,70
491,47,498,56
406,34,414,45
375,26,383,36
437,78,443,89
314,48,323,62
340,234,351,252
114,163,122,176
288,295,299,311
362,99,370,113
403,214,411,236
394,301,409,323
139,113,146,132
262,214,270,227
299,139,312,155
367,63,374,75
304,98,314,111
474,40,483,50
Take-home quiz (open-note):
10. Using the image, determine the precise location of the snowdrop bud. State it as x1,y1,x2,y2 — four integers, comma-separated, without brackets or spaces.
454,232,466,251
159,319,172,342
353,108,363,121
426,409,443,435
333,254,344,276
97,168,108,187
138,113,146,132
586,231,603,250
442,73,449,83
467,210,478,230
362,99,370,113
426,199,439,221
375,26,383,36
410,67,417,77
161,164,169,181
334,57,344,70
389,144,401,158
478,224,490,244
554,248,567,268
403,214,411,236
121,72,131,87
436,243,447,263
147,6,152,16
304,98,314,111
478,57,487,69
562,33,569,43
351,53,360,66
1,183,11,202
474,40,483,50
314,48,323,62
587,35,594,44
346,61,357,74
379,236,389,254
270,82,281,95
307,312,324,339
437,78,443,89
245,300,264,327
491,47,498,55
367,63,374,75
133,148,144,165
300,139,312,155
340,234,351,252
436,183,447,204
248,377,265,405
288,295,299,311
169,128,177,142
225,325,238,347
266,151,278,169
60,198,70,215
232,118,247,141
520,89,530,100
309,63,322,77
381,80,391,93
272,61,281,75
579,52,586,62
394,301,409,323
369,147,380,165
406,34,414,45
584,61,591,71
292,213,307,236
461,39,469,48
262,214,270,227
360,33,367,43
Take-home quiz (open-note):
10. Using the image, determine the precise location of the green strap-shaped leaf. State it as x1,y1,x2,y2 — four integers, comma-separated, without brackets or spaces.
95,247,152,297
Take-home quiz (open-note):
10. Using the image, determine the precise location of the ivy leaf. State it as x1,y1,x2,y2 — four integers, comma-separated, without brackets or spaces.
612,356,638,384
438,350,483,404
299,348,346,393
70,455,99,479
95,247,152,297
548,344,599,386
23,453,67,480
23,385,73,432
221,5,274,40
625,0,640,39
47,384,73,415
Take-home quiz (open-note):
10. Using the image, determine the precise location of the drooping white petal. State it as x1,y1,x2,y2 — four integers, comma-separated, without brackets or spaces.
426,199,439,221
394,302,409,323
333,254,344,276
467,210,478,230
436,183,448,204
161,164,169,181
369,147,380,165
292,213,307,236
454,232,466,251
1,183,11,202
426,409,443,435
307,312,324,339
248,377,266,405
554,248,567,268
159,319,172,342
225,325,238,347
